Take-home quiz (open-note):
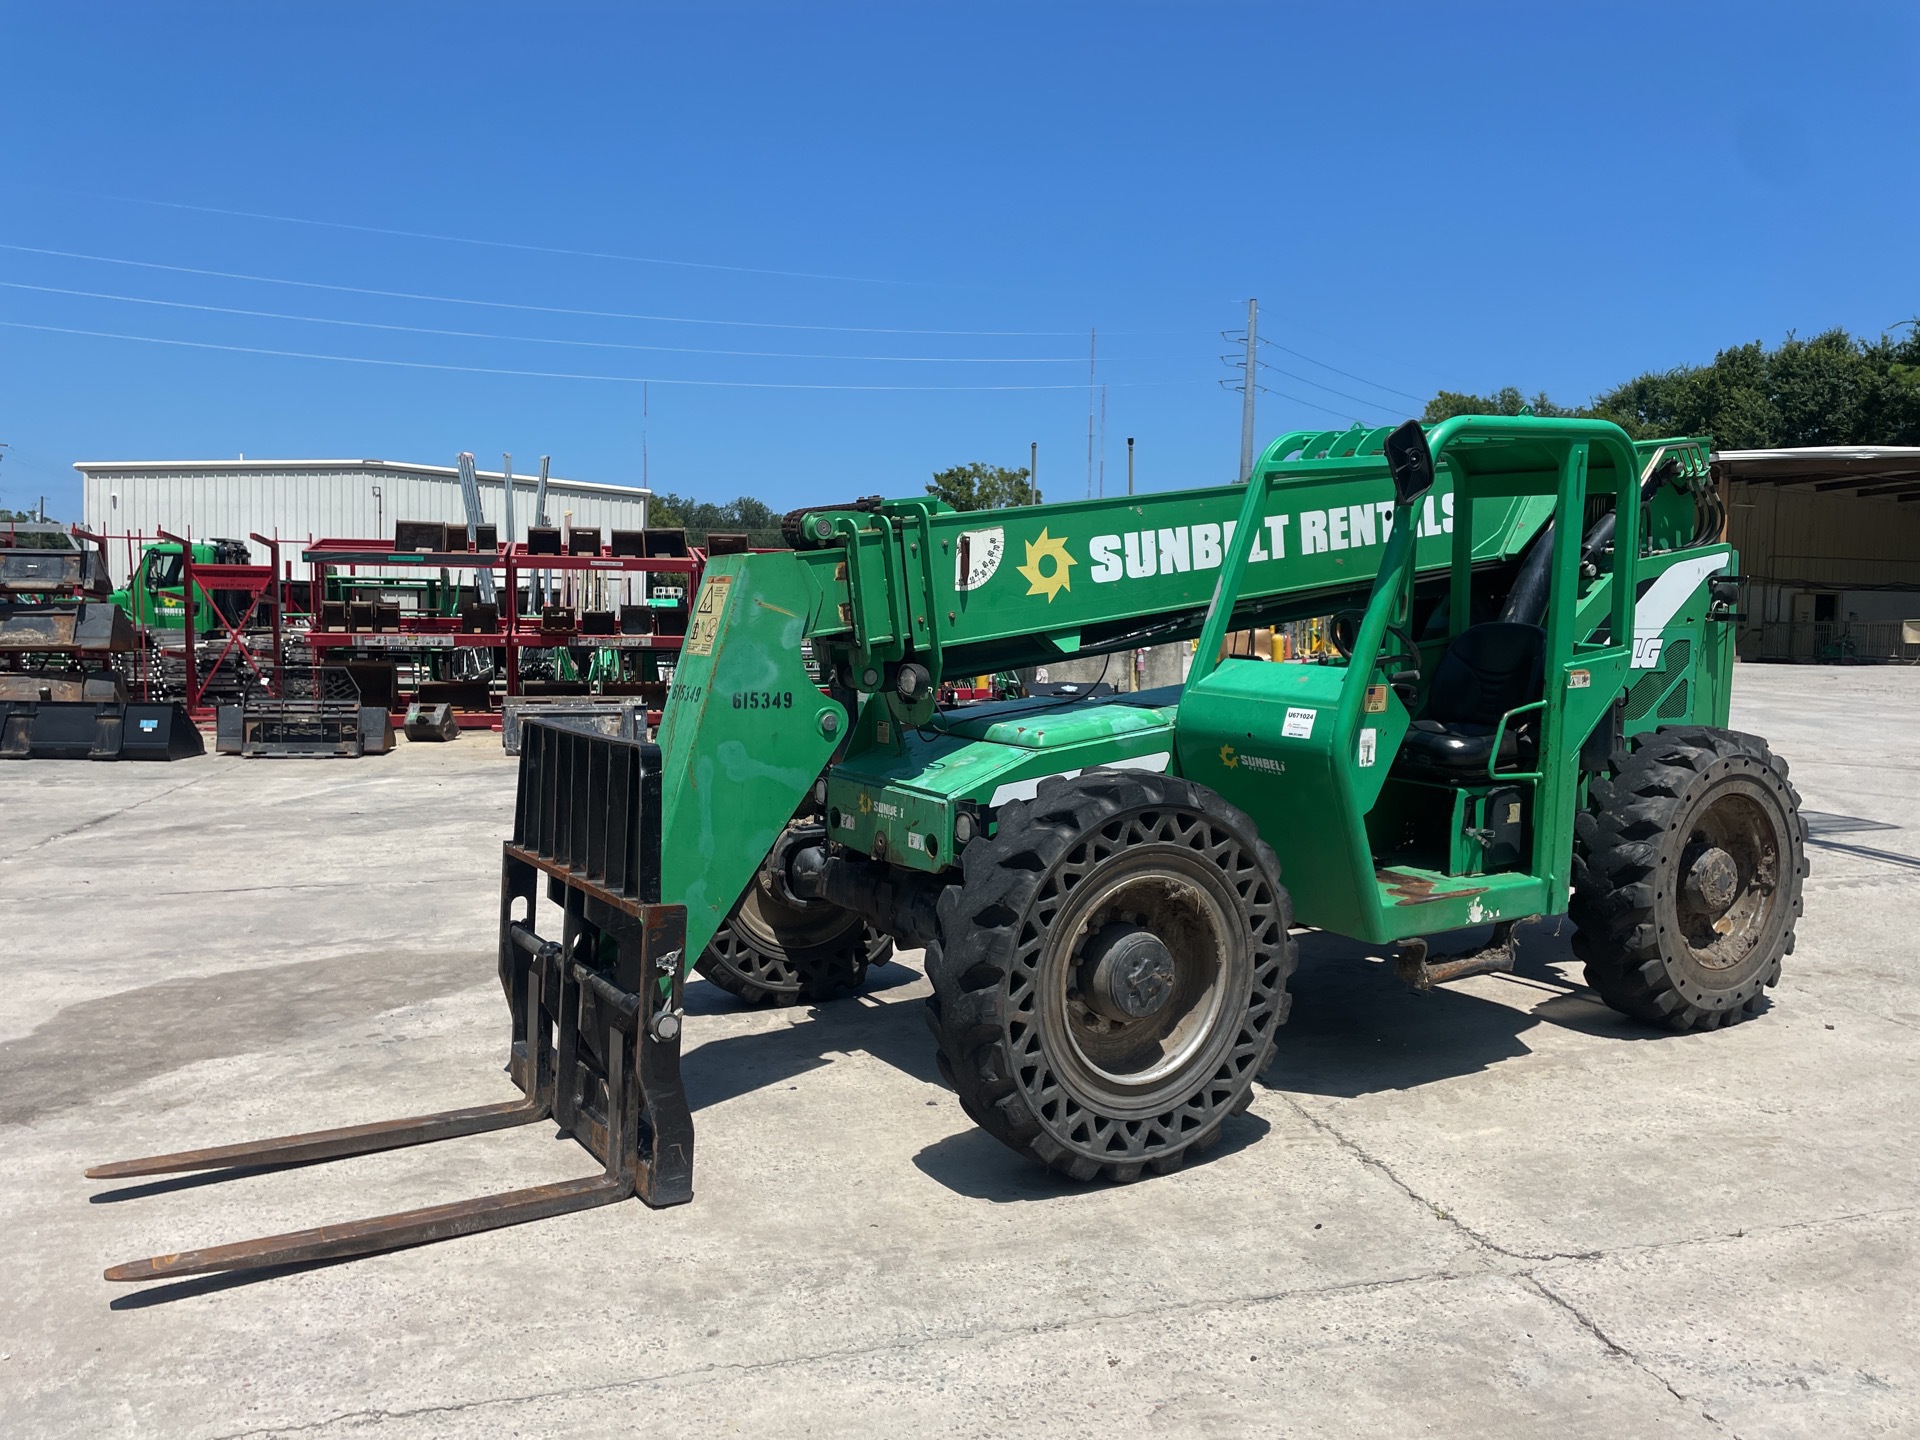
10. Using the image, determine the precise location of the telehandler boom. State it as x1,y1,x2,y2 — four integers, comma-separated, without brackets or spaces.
92,416,1807,1280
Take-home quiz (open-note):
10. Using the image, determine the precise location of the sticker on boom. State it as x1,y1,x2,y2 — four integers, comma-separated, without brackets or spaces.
955,528,1005,592
684,575,733,656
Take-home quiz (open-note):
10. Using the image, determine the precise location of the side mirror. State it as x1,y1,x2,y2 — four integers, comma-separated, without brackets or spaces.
1384,420,1435,507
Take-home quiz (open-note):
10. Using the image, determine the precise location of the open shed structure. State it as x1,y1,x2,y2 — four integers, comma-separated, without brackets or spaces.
1716,446,1920,663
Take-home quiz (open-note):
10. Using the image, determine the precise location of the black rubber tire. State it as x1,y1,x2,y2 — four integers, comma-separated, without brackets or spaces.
694,873,894,1007
925,769,1296,1182
1571,725,1808,1032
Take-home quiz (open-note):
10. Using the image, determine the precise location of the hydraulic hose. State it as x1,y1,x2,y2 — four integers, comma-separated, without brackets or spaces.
1499,456,1691,626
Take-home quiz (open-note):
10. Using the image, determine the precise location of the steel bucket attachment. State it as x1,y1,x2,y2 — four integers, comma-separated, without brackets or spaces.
403,701,460,741
87,720,692,1282
0,601,134,654
0,700,204,761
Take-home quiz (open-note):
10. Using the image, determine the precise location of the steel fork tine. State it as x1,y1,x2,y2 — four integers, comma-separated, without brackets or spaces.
103,1172,631,1282
88,949,554,1183
85,1097,547,1181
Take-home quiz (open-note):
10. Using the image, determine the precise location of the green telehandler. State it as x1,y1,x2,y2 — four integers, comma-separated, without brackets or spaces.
91,415,1808,1281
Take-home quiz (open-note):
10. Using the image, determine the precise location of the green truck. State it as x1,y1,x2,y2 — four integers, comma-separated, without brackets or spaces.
109,537,257,633
92,415,1810,1281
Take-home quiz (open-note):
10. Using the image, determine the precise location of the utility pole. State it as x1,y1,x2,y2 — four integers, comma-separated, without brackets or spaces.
1127,436,1135,496
1086,327,1097,500
1098,385,1107,498
1239,297,1259,483
1029,441,1039,505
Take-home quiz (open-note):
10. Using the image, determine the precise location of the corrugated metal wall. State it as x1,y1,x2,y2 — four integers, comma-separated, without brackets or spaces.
1730,483,1920,591
78,461,650,586
1728,482,1920,659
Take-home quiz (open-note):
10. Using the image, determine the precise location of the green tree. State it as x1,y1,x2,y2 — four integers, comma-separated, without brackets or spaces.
926,462,1034,512
1422,387,1585,425
648,492,785,543
1431,326,1920,448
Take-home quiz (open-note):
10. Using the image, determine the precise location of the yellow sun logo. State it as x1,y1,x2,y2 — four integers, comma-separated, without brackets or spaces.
1219,744,1238,769
1017,528,1076,602
857,792,873,815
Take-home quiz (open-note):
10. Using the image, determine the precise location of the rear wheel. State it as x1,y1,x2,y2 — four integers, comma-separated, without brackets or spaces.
695,872,892,1007
1572,726,1808,1031
927,770,1295,1182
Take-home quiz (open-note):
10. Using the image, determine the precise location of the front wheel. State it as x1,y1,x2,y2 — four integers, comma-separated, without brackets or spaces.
926,770,1296,1182
1571,726,1808,1031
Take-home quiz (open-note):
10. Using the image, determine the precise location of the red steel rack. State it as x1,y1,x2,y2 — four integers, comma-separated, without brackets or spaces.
301,539,703,726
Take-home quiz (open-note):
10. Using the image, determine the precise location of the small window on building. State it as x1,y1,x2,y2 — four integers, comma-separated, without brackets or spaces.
1813,593,1839,624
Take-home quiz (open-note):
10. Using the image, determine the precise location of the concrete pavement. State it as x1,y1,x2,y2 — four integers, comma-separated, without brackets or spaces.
2,664,1914,1437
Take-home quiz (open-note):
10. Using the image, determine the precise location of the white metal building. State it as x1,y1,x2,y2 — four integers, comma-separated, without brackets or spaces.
75,458,651,586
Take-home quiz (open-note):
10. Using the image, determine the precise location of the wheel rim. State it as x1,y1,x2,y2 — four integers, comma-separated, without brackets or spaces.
729,878,863,959
1038,843,1252,1118
702,874,867,995
1668,778,1787,973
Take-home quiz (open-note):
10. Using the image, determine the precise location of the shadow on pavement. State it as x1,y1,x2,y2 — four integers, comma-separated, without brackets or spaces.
106,1254,372,1311
1268,921,1681,1101
679,918,1707,1200
911,1112,1272,1203
97,921,1713,1301
681,956,923,1017
682,968,943,1115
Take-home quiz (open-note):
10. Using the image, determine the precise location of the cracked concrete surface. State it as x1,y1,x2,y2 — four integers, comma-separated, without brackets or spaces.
2,666,1915,1437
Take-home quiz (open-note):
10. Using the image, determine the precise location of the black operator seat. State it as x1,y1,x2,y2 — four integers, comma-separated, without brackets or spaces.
1392,622,1546,782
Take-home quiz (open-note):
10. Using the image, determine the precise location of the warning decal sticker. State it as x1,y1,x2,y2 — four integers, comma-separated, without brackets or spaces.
684,575,733,656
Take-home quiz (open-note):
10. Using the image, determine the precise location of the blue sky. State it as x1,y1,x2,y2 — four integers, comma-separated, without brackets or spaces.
2,2,1915,520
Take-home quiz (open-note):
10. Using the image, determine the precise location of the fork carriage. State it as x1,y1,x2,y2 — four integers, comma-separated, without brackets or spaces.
89,721,693,1283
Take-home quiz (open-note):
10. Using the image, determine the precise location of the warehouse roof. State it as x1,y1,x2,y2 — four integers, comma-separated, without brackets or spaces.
71,457,650,499
1713,446,1920,493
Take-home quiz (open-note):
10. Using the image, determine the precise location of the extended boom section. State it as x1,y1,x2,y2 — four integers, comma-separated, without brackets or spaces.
787,436,1554,684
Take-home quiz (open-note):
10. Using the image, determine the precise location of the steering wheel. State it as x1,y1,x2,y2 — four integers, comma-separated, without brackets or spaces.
1328,610,1423,701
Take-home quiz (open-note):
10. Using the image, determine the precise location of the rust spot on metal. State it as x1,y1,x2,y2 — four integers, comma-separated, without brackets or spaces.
1376,868,1490,907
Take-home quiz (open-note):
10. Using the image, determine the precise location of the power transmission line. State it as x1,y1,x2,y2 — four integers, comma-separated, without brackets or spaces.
1252,384,1376,424
0,244,1089,337
1259,338,1426,404
0,282,1085,364
1221,366,1373,426
0,320,1172,391
1254,359,1398,414
39,186,924,286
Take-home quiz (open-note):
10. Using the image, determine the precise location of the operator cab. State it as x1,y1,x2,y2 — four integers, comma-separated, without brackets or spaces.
1369,421,1657,882
1392,620,1545,782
